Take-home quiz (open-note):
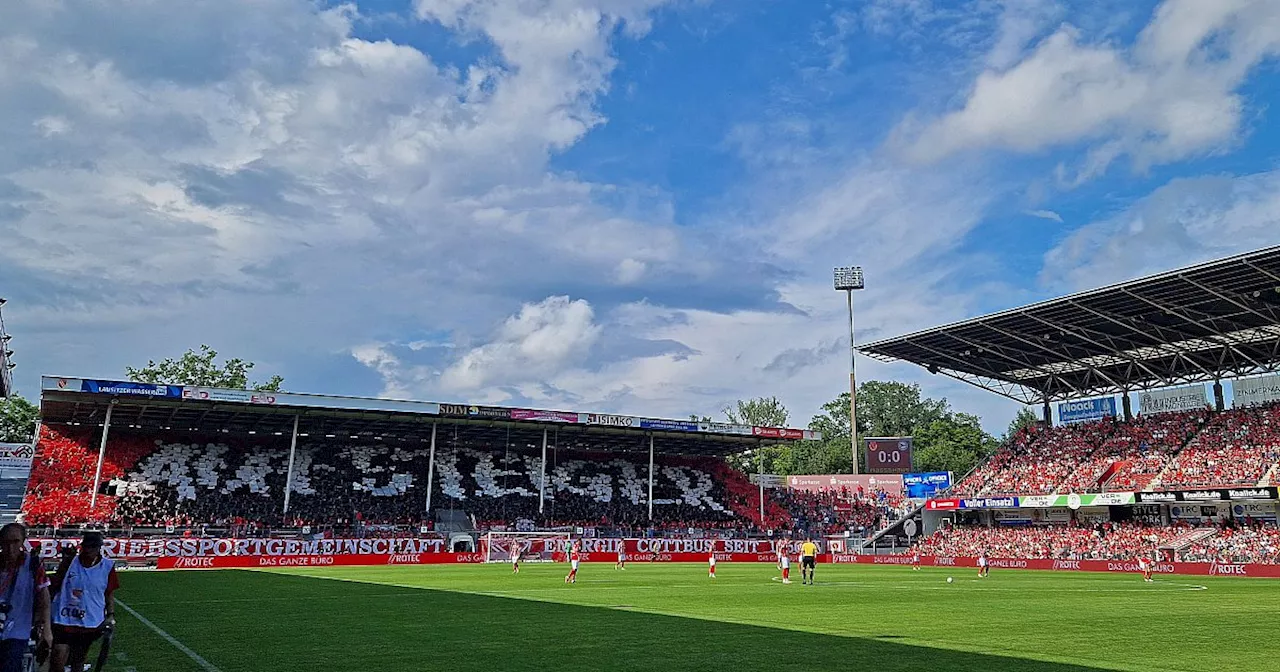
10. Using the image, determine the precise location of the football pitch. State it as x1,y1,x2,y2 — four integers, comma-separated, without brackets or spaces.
103,563,1279,672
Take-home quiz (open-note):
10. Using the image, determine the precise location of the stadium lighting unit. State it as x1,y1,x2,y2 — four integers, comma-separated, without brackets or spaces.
834,266,866,473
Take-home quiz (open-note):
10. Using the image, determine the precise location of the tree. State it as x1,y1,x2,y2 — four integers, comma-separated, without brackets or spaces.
723,397,791,474
913,412,999,476
803,392,858,473
723,397,788,427
1005,407,1040,439
855,381,949,437
126,345,284,391
0,395,39,444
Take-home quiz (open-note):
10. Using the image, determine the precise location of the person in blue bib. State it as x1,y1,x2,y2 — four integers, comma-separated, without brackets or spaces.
50,531,119,672
0,523,51,672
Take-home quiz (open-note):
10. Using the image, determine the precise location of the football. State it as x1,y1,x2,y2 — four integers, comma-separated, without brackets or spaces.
947,577,954,584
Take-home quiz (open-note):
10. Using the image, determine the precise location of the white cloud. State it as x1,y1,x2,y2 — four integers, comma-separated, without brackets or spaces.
1041,169,1280,291
1027,209,1064,223
899,0,1280,178
440,296,601,392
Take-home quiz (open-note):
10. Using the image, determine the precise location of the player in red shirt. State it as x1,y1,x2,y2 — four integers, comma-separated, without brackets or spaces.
510,542,521,574
911,548,921,571
1138,553,1153,583
565,542,581,584
708,552,716,579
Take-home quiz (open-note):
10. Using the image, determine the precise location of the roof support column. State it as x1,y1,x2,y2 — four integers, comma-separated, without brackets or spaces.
758,444,765,528
1214,380,1225,412
89,401,116,511
1042,399,1053,427
539,428,548,515
424,422,437,516
282,415,300,516
1122,391,1133,422
648,435,655,522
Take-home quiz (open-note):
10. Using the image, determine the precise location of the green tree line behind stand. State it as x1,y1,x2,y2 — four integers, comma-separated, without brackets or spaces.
714,382,1032,478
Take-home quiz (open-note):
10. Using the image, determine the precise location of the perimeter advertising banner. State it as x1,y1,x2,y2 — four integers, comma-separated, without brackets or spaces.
1135,487,1279,503
1057,397,1117,424
785,474,905,493
46,535,1280,577
1233,374,1280,408
865,437,913,474
1139,385,1209,415
76,379,183,398
903,472,952,498
0,443,33,469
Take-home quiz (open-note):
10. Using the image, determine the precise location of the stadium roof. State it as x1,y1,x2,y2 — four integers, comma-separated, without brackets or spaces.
859,246,1280,404
37,376,820,457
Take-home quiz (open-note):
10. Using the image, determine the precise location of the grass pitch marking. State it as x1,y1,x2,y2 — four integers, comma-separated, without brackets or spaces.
117,600,224,672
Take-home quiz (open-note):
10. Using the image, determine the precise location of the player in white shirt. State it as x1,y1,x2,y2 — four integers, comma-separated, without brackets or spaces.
616,549,626,571
977,550,990,578
708,552,716,578
510,543,521,574
778,549,792,584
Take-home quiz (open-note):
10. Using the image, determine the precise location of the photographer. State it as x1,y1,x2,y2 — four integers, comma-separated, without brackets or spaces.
0,523,51,672
50,532,118,672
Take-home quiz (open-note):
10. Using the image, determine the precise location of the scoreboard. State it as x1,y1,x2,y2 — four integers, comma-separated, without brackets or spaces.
864,437,913,474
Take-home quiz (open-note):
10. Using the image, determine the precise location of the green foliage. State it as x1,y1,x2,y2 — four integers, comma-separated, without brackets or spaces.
723,397,788,427
722,397,790,474
0,394,38,443
126,345,284,391
1005,407,1041,439
914,412,1000,475
856,381,949,437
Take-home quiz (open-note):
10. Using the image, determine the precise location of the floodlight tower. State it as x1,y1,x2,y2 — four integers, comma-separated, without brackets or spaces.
833,267,864,474
0,298,12,399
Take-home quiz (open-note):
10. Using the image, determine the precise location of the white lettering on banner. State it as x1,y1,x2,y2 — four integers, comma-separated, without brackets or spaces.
1053,560,1081,570
1210,564,1248,576
1233,374,1280,408
1138,385,1209,415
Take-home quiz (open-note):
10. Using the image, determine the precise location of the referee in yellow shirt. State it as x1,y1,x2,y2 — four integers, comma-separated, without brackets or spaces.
800,538,818,585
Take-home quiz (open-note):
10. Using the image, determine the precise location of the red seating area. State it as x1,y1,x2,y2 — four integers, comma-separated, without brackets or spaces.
958,422,1113,496
1067,411,1209,492
919,522,1181,561
22,426,155,526
1160,405,1280,489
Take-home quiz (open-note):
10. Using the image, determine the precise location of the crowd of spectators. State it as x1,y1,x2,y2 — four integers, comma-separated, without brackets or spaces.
956,421,1113,496
23,427,846,534
1160,405,1280,489
918,521,1180,560
1075,411,1209,492
953,406,1273,497
1180,523,1280,564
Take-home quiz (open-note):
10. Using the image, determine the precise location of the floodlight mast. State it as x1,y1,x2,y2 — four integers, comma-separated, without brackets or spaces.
834,267,865,474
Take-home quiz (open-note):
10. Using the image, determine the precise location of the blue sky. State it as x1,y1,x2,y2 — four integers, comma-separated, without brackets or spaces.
1,0,1279,432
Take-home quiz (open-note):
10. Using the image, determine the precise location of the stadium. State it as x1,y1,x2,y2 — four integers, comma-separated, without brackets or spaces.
2,247,1278,671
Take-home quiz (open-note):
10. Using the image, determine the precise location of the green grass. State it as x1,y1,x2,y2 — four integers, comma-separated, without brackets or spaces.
102,563,1280,672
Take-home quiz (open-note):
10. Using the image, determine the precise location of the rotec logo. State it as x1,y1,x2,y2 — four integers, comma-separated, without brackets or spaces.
1210,564,1247,576
1053,560,1081,571
172,557,215,569
934,557,957,566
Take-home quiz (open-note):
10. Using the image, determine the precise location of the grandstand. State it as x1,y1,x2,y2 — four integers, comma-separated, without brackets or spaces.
24,376,922,543
861,246,1280,563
